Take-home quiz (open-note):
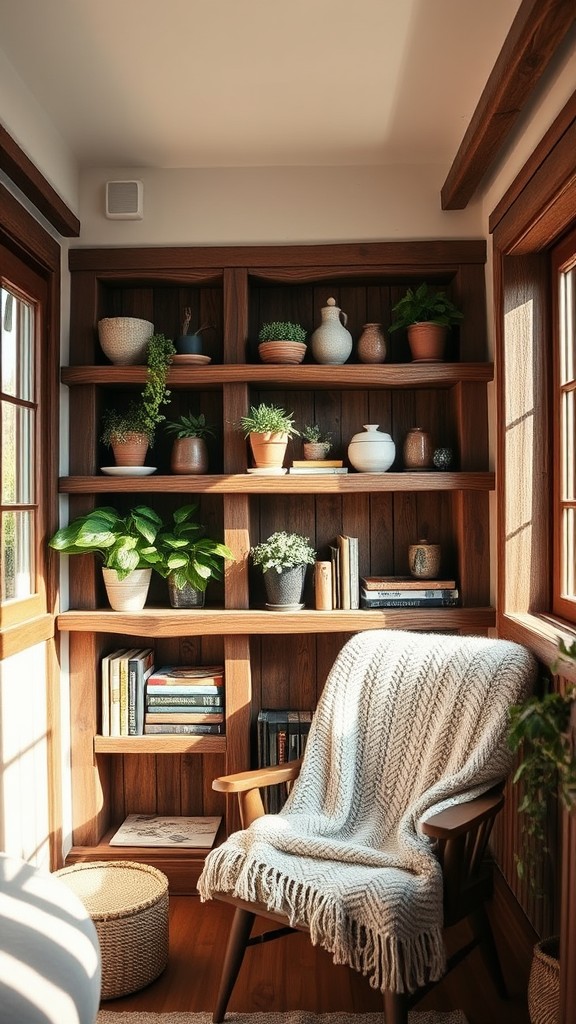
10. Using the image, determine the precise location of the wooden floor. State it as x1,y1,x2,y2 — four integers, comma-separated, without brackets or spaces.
102,882,534,1023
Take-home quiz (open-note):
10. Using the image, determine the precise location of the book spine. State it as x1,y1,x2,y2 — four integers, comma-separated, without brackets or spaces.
146,683,224,695
360,597,459,608
291,460,343,468
360,587,459,600
145,712,224,723
109,652,123,738
361,578,456,591
147,694,224,706
349,537,359,609
143,723,225,734
147,676,223,688
288,467,348,474
101,655,111,737
338,535,350,610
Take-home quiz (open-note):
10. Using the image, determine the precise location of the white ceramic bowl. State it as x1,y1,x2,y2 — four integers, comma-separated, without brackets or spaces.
98,317,154,365
348,424,396,472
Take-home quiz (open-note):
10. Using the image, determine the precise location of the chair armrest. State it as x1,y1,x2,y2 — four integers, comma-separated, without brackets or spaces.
212,760,303,794
420,790,504,840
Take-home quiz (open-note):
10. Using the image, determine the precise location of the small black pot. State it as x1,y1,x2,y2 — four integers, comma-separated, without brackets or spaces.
176,333,203,355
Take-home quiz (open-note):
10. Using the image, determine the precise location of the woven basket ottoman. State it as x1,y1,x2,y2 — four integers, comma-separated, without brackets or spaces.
56,860,169,1000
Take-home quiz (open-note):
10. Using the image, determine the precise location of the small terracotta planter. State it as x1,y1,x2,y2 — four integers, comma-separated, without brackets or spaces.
258,341,306,365
111,432,149,467
407,323,448,362
249,431,288,469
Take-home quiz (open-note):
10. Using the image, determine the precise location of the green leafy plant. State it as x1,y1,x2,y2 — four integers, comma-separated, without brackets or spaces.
101,333,176,447
152,503,234,592
259,321,307,343
302,424,333,450
48,505,163,579
164,412,215,440
508,638,576,882
238,403,299,438
251,531,316,574
389,283,463,332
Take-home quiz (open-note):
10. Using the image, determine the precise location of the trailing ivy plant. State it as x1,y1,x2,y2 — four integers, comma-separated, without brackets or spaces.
508,638,576,883
101,333,176,448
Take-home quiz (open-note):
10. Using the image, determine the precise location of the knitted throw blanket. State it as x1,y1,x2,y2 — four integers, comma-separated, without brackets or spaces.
198,630,536,994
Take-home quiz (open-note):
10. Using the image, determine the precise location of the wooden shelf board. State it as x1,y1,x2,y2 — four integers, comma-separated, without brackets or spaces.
94,734,226,754
57,606,496,636
61,362,494,390
59,471,495,494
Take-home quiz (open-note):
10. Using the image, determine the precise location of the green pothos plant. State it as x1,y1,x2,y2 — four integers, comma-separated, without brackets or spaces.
508,637,576,883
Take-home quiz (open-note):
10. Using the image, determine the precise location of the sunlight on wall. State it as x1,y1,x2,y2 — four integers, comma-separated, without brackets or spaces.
0,644,50,868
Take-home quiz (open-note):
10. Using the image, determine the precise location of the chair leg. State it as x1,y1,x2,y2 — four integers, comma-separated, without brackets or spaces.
213,906,256,1023
470,905,508,1000
383,989,409,1024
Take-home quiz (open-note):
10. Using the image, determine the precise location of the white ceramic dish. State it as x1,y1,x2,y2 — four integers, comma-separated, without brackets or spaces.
246,467,288,475
101,466,157,476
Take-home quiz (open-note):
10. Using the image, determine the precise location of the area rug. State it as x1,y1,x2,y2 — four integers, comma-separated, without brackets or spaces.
97,1011,469,1023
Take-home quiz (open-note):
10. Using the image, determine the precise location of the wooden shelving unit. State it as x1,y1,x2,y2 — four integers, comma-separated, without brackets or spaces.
62,239,492,890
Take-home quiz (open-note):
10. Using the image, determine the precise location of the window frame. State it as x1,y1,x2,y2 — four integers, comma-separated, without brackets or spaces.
552,226,576,625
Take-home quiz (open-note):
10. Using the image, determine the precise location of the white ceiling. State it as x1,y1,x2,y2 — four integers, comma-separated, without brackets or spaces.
1,0,522,171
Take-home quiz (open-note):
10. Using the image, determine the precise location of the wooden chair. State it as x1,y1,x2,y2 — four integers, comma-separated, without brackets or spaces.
200,631,536,1024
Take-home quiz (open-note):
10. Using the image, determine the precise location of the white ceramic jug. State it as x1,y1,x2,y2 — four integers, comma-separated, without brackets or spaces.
310,297,353,365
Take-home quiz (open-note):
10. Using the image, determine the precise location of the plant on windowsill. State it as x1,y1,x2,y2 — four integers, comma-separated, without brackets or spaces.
151,503,234,608
301,424,333,460
258,321,307,365
164,412,215,474
100,332,176,467
48,505,163,611
508,637,576,1024
238,403,299,470
388,283,463,362
251,531,316,609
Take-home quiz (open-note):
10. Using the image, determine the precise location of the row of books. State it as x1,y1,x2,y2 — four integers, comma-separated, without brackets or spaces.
100,653,225,736
288,459,348,475
257,708,313,812
360,575,459,608
328,534,359,609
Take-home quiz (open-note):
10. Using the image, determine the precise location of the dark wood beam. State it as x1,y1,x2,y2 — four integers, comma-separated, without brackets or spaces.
441,0,576,211
0,124,80,237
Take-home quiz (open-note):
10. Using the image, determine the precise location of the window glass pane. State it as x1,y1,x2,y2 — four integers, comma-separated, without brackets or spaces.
562,390,576,502
1,401,34,504
1,286,34,401
1,510,35,600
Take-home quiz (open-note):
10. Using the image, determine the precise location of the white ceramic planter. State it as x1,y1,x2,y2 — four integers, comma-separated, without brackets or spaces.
102,567,152,611
347,424,395,472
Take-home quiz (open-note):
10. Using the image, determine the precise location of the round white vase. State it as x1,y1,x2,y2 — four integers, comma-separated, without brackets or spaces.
310,297,353,365
347,424,396,472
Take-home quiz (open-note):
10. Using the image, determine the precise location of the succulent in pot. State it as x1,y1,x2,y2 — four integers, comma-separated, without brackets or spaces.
48,505,163,610
258,321,307,365
238,403,299,470
165,411,215,474
301,424,333,459
251,530,316,609
100,332,175,466
389,283,463,362
152,503,234,608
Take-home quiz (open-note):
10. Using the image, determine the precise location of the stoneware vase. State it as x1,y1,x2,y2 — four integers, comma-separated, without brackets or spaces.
102,567,152,611
170,437,209,474
249,431,288,469
263,564,307,609
403,427,433,470
408,540,441,579
357,323,387,364
310,297,353,365
347,424,395,473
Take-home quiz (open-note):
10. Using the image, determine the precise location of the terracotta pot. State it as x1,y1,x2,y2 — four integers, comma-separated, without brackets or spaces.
111,432,149,467
407,322,448,362
170,437,209,474
258,341,306,365
102,568,152,611
249,431,288,469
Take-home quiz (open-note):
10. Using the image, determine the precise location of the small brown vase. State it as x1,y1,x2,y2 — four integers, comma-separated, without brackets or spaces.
111,432,149,467
170,437,209,474
357,323,387,364
303,441,330,460
408,539,441,579
403,427,433,469
407,323,448,362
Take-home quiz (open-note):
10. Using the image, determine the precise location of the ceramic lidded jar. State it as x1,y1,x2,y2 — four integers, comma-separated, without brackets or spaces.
310,297,353,365
347,424,395,473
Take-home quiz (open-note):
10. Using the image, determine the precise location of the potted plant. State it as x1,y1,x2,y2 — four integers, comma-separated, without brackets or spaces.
508,638,576,1024
388,283,463,362
238,402,299,471
152,503,234,608
101,332,176,467
258,321,307,365
175,307,213,356
165,411,215,474
301,424,333,460
48,505,163,610
251,530,316,609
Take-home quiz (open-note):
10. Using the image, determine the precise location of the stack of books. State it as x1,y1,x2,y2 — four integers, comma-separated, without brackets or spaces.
360,576,459,608
143,665,225,735
289,459,348,474
329,534,359,609
101,647,155,737
257,709,313,812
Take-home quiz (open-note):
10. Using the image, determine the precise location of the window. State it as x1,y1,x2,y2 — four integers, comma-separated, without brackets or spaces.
553,226,576,624
0,242,48,631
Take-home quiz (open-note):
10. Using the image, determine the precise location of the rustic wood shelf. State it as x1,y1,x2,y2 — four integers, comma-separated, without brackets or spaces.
59,471,495,494
58,606,496,636
94,734,226,753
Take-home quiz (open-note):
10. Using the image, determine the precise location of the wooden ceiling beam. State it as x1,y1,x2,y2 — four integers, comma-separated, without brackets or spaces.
441,0,576,211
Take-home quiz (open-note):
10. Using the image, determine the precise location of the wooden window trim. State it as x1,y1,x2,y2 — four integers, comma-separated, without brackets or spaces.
552,226,576,623
0,124,79,238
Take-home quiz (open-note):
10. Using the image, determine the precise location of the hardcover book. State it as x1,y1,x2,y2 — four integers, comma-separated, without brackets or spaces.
361,576,457,591
143,722,224,734
360,587,459,601
147,665,224,686
109,813,222,848
291,459,344,468
288,467,348,474
144,711,224,723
